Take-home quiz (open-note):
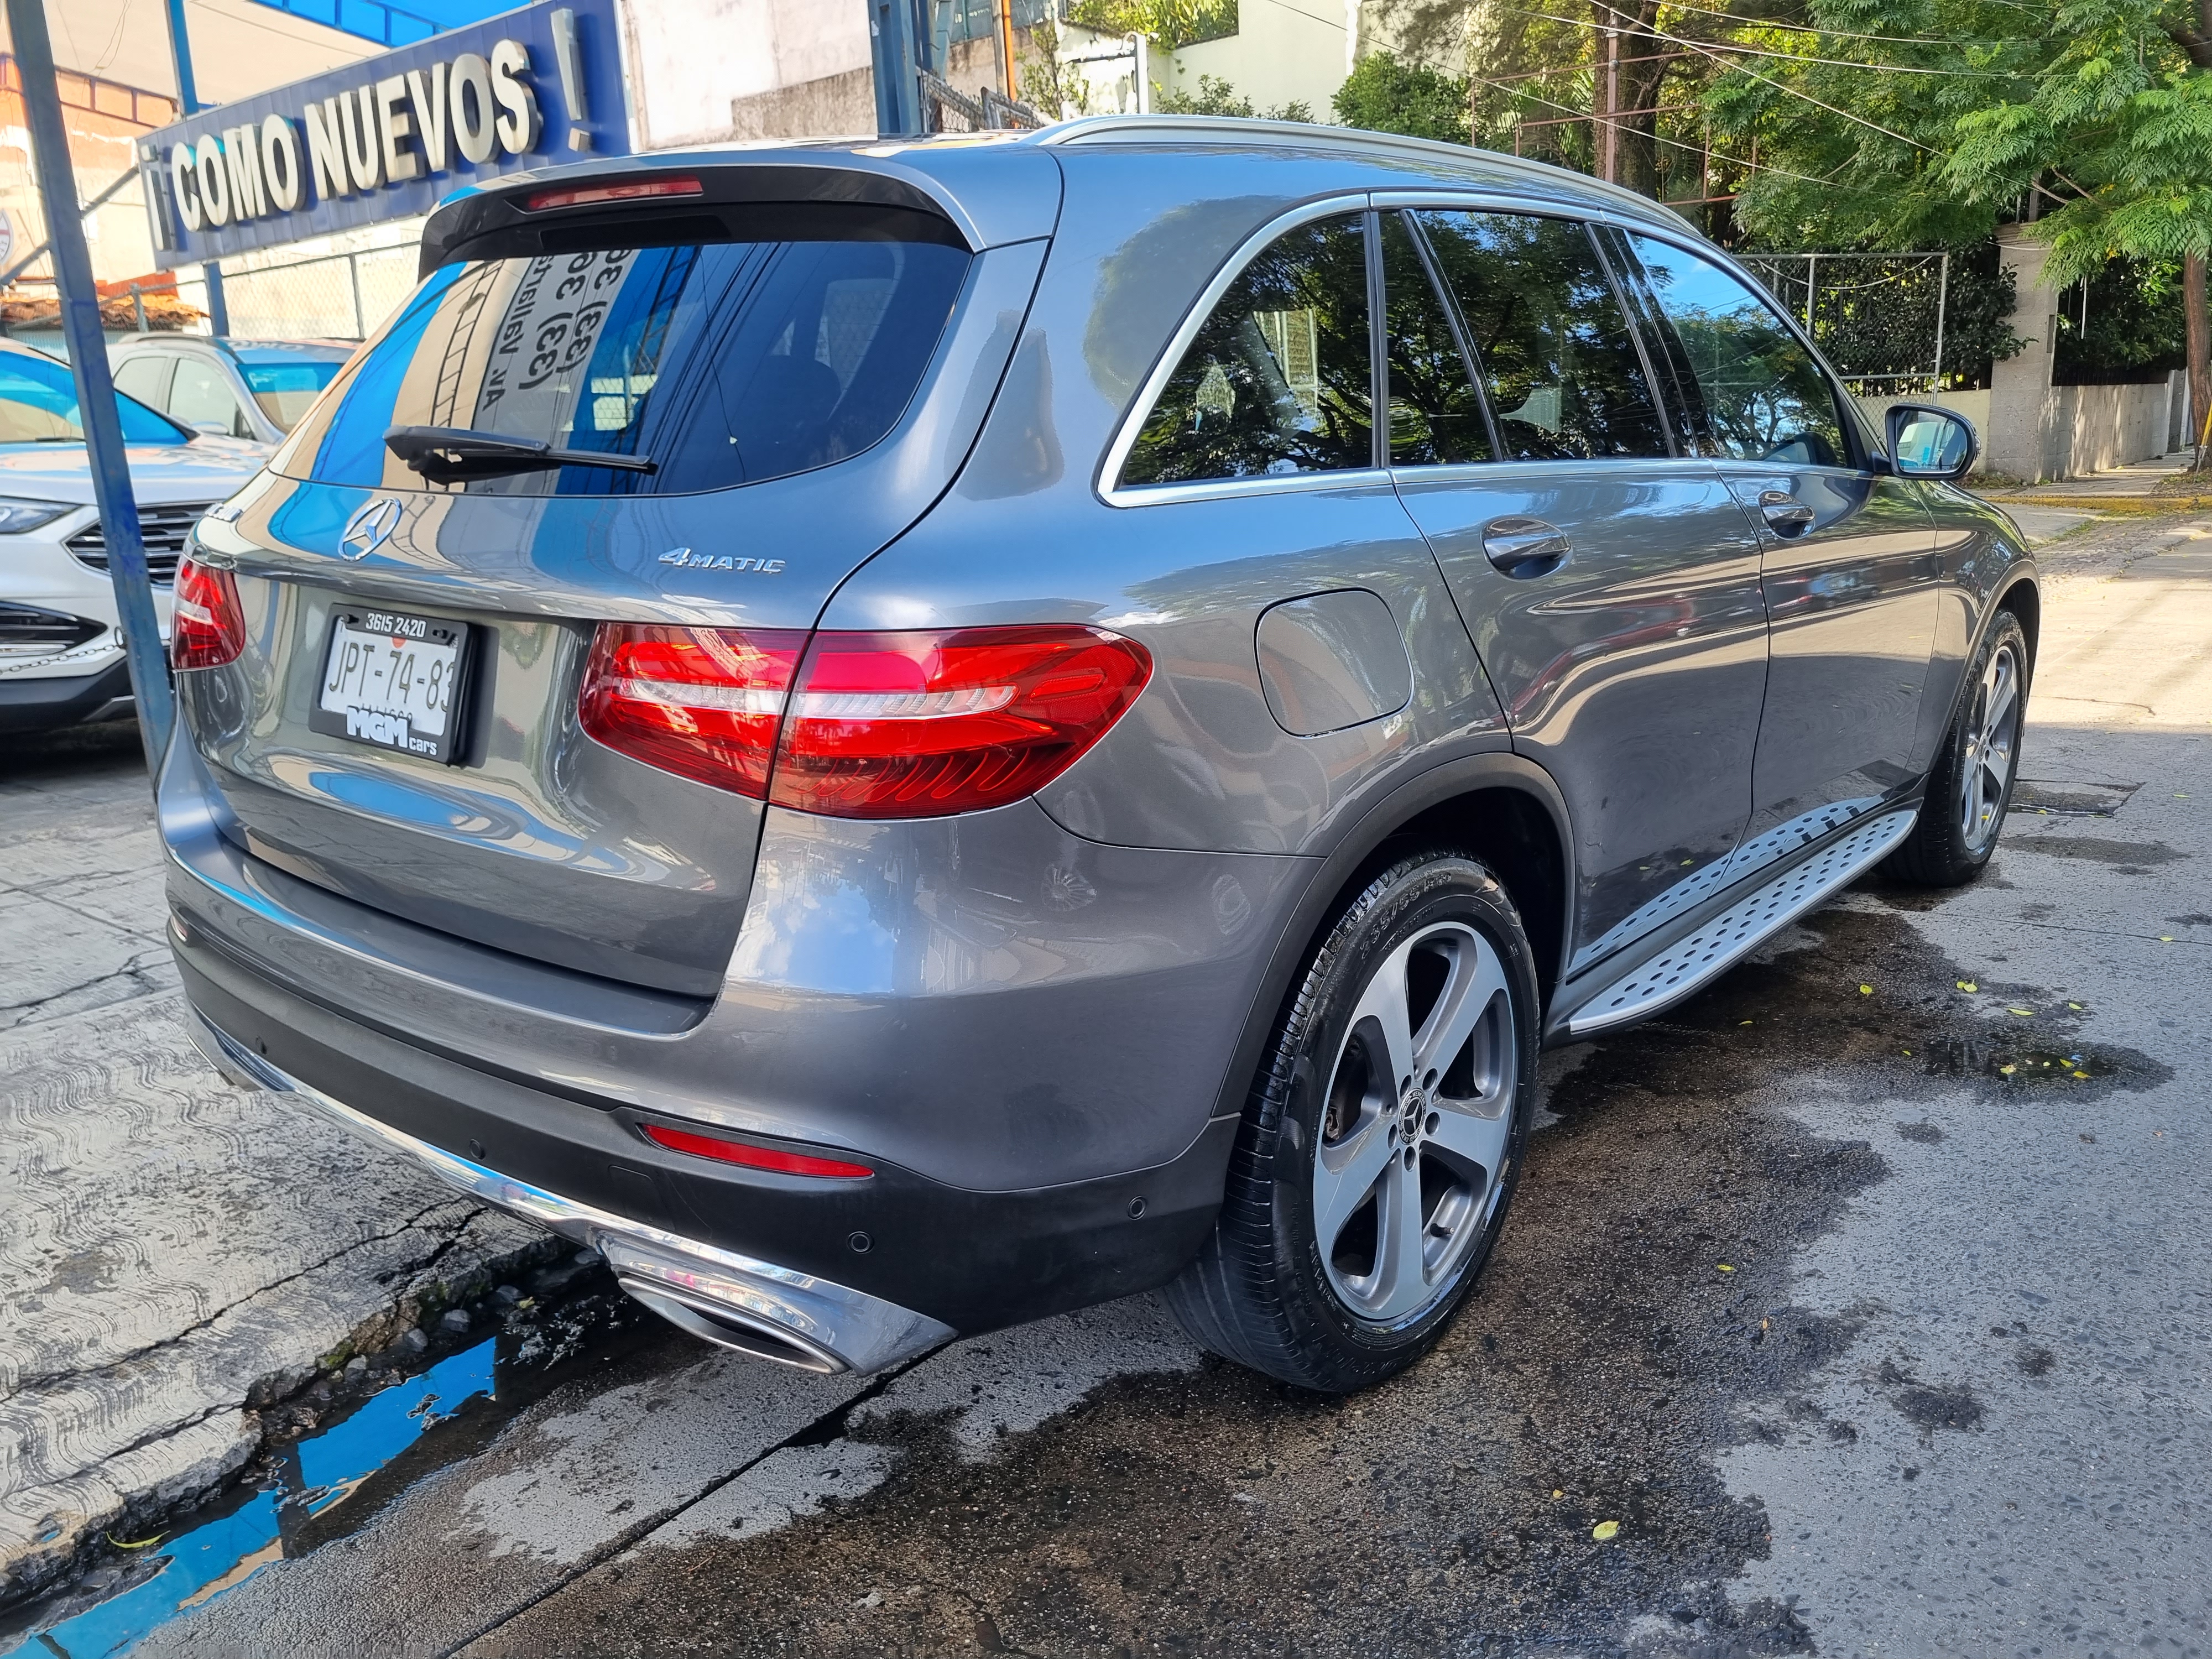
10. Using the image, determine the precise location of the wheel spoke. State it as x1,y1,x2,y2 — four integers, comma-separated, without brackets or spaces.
1314,1112,1396,1251
1348,942,1417,1093
1368,1150,1432,1321
1984,659,2018,744
1425,1096,1511,1178
1414,937,1508,1088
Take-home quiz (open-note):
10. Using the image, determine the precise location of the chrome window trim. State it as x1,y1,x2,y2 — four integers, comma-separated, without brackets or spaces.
1370,189,1596,218
1385,455,1733,487
1098,192,1379,509
1108,467,1399,509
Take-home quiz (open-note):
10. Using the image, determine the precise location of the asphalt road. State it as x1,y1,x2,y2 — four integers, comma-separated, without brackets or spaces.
3,508,2208,1659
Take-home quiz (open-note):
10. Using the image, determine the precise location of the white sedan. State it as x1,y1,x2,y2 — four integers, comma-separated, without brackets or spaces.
0,339,268,736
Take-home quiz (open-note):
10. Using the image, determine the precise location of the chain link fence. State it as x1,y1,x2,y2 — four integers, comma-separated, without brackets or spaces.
172,243,420,341
1738,252,1955,395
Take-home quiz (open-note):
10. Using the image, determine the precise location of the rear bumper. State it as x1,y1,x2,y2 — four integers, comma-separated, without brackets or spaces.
172,915,1237,1347
185,997,952,1374
0,657,135,735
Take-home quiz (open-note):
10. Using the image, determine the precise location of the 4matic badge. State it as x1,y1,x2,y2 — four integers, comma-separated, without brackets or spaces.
659,548,785,574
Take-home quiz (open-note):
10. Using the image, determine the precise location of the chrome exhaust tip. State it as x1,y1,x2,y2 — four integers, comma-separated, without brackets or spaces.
615,1277,846,1373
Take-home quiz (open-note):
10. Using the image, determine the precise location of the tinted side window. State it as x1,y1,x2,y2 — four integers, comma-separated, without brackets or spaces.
1121,213,1373,487
112,355,174,411
1415,211,1668,462
1380,212,1491,466
1624,232,1851,468
168,357,252,439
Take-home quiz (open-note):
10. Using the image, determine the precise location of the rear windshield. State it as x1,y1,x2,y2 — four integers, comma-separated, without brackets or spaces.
280,236,971,494
242,359,344,432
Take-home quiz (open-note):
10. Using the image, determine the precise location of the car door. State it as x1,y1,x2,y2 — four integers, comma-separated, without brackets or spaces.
1384,205,1770,977
1612,228,1939,877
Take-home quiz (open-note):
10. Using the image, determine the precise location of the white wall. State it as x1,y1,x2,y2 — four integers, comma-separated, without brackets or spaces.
1164,0,1353,120
621,0,870,148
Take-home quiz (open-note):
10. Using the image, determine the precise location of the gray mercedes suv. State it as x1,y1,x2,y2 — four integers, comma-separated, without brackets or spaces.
163,118,2033,1392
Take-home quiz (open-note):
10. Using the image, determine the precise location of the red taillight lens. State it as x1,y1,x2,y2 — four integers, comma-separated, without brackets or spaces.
170,554,245,670
525,175,702,211
578,624,807,797
769,626,1154,818
640,1121,873,1180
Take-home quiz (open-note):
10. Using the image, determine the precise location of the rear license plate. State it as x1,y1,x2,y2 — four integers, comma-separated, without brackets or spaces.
309,607,472,763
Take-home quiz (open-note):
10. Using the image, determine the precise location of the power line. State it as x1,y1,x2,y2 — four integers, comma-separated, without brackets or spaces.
1509,3,1941,150
1640,0,2020,49
1476,73,1841,189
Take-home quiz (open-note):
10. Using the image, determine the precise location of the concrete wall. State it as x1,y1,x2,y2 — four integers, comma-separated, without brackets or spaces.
624,0,870,148
1984,228,2189,481
1165,1,1351,120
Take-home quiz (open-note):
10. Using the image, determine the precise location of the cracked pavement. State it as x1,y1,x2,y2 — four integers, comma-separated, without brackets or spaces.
0,724,550,1603
4,504,2209,1658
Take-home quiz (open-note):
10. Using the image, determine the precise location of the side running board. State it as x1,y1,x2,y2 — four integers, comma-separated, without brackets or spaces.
1564,807,1918,1038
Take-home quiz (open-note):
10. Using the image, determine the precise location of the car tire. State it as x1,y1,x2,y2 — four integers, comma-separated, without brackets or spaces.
1885,609,2031,888
1164,849,1541,1393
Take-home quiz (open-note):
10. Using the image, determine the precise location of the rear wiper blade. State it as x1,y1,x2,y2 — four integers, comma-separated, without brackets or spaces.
384,425,655,481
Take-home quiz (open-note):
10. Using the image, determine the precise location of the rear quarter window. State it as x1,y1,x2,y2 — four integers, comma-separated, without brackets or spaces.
281,231,971,494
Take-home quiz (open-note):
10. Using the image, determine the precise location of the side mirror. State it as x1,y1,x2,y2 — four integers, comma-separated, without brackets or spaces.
1886,403,1978,482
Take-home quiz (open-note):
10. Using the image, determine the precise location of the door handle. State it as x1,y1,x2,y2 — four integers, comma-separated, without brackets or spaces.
1758,490,1817,535
1480,516,1571,578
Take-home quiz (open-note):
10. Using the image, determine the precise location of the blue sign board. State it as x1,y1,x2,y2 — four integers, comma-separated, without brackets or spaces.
137,0,630,265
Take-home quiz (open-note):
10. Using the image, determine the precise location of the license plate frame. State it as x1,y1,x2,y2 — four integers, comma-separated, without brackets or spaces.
308,606,474,764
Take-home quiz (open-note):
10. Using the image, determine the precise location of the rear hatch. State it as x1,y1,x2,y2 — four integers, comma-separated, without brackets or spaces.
181,159,1056,1000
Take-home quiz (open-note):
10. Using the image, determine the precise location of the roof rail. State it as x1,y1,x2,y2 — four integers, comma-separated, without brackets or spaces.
1033,114,1686,227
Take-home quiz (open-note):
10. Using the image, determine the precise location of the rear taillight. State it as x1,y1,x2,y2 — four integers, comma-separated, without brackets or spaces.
578,622,1152,818
170,554,244,670
578,624,807,797
770,626,1152,818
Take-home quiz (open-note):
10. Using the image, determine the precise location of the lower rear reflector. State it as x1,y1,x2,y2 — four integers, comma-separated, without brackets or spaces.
641,1121,873,1179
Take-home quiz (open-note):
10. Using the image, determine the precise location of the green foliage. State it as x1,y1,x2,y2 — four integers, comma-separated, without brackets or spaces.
1155,72,1314,121
2055,255,2190,380
1939,251,2028,385
1331,51,1474,143
1702,0,2212,280
1062,0,1237,49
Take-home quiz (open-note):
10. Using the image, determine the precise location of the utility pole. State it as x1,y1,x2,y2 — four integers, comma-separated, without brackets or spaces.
870,0,925,137
1600,27,1620,184
161,0,228,335
996,0,1018,101
6,0,173,773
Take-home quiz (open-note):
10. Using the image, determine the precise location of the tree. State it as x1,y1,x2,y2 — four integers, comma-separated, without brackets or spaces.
1332,51,1473,142
1061,0,1238,49
1702,0,2212,458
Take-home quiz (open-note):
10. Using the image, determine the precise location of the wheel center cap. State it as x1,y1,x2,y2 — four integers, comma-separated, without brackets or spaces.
1400,1081,1426,1135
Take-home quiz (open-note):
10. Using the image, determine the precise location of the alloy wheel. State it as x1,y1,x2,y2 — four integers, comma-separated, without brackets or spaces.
1313,920,1517,1324
1957,641,2021,854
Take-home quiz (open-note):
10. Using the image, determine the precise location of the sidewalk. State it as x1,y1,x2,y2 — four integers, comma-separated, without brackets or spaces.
0,727,551,1602
1973,447,2208,546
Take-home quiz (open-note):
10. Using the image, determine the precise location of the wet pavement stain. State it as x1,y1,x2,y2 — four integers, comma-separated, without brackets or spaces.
0,1260,644,1659
467,905,2175,1659
2001,834,2190,870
